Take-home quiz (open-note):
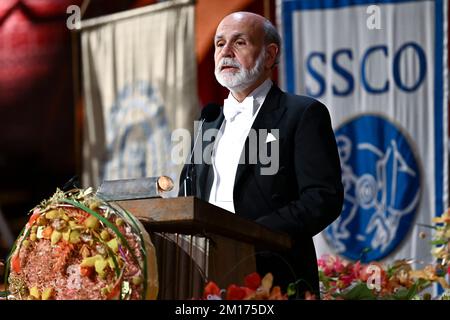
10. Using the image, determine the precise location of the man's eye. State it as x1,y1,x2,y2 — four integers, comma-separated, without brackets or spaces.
236,41,245,46
216,42,225,47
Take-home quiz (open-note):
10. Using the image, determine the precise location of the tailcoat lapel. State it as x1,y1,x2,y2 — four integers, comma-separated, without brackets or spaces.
200,85,286,202
233,85,286,188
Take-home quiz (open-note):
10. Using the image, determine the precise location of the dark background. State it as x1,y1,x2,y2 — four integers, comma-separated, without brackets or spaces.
0,0,277,260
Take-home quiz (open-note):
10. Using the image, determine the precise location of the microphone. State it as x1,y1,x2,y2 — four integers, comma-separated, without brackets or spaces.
183,103,221,197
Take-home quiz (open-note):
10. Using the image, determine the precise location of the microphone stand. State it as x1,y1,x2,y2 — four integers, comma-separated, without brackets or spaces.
183,118,205,197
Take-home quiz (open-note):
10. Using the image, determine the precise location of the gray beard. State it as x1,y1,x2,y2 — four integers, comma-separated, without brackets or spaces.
215,50,266,92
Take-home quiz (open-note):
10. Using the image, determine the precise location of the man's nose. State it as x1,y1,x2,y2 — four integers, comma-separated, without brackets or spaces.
220,43,234,58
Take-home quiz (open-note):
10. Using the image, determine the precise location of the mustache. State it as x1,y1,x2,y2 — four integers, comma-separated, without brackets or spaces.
216,58,241,70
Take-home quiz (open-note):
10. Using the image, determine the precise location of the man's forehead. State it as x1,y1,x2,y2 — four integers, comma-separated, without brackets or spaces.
215,17,262,40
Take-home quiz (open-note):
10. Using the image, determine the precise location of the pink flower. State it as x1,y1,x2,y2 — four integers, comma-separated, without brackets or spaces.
318,254,350,276
333,256,346,273
318,255,335,276
317,256,328,268
305,291,317,300
322,292,334,300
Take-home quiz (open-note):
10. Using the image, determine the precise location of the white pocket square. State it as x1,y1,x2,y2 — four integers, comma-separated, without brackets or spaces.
265,132,277,143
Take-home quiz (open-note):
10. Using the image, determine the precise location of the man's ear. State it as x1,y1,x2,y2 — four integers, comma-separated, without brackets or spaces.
265,43,279,69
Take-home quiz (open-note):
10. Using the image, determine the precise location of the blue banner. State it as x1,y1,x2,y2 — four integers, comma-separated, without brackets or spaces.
279,0,448,263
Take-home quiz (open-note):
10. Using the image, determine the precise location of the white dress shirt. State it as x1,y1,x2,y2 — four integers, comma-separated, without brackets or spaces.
209,79,273,213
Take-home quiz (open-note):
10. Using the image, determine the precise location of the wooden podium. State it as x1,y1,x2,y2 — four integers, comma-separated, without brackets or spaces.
117,196,292,299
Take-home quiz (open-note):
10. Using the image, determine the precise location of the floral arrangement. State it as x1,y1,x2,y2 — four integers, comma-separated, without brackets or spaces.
2,188,159,300
294,209,450,300
307,255,431,300
407,209,450,297
202,272,288,300
204,209,450,300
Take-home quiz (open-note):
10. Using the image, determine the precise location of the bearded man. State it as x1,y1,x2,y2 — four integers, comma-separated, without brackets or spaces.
180,12,343,298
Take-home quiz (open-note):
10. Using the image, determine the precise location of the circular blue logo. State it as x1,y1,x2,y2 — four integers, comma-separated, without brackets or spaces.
325,115,421,262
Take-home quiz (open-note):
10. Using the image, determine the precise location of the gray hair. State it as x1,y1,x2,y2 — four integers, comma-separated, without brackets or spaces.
262,19,281,66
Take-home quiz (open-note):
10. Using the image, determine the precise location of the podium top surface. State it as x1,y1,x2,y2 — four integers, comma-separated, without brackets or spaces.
116,196,292,250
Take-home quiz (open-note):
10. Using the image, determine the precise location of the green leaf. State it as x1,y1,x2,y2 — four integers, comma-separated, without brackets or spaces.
430,239,448,246
318,271,330,288
287,283,297,297
387,266,395,278
340,282,377,300
390,279,431,300
391,288,412,300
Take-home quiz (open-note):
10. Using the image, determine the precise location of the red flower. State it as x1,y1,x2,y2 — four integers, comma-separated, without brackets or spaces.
351,261,362,279
339,274,355,287
203,281,221,299
447,265,450,276
244,272,261,290
226,284,247,300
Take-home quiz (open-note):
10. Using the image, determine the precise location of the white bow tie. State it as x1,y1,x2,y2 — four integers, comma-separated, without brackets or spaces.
223,96,254,121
